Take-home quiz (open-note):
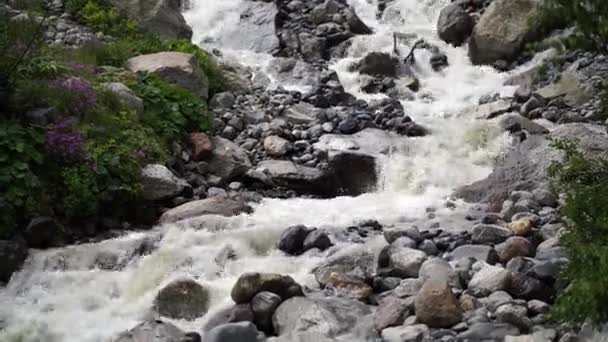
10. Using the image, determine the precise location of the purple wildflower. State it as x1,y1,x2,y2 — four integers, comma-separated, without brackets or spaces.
46,117,85,159
70,63,97,74
51,77,97,115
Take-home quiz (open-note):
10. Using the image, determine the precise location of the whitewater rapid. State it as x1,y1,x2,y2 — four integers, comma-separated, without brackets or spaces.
0,0,526,341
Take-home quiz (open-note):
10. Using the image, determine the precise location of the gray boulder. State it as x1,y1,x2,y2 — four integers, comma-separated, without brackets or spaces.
357,52,399,78
251,291,282,333
449,245,498,264
207,136,252,182
471,224,513,244
313,251,376,286
382,324,430,342
127,52,209,99
154,278,209,320
272,296,373,340
468,265,511,297
159,197,252,223
499,113,549,135
277,225,315,256
437,3,474,46
468,0,543,65
204,322,258,342
0,240,27,283
101,82,143,115
231,272,303,304
387,247,427,278
141,164,189,201
264,136,292,157
248,160,331,195
374,296,410,330
114,320,187,342
108,0,192,39
458,323,520,340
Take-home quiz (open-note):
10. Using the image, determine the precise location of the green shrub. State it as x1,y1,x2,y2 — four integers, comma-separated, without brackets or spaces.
64,0,138,38
61,165,99,218
548,139,608,323
540,0,608,51
0,122,45,237
130,74,212,144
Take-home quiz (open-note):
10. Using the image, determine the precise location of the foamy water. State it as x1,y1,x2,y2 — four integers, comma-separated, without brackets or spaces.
0,1,529,341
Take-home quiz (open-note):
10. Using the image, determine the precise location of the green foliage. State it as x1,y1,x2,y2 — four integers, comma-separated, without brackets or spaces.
548,139,608,323
61,165,99,218
540,0,608,51
0,122,45,237
64,0,138,38
130,74,212,143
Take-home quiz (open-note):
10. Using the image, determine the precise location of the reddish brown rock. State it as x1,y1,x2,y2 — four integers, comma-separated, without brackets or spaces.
189,132,213,161
497,236,534,263
415,278,462,328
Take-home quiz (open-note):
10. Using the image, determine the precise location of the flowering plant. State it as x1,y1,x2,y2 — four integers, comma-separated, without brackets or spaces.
46,117,85,159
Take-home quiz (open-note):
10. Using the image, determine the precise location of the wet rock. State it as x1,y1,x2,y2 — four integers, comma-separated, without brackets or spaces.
303,229,332,251
499,114,549,135
207,136,252,181
458,323,520,340
322,272,373,301
474,99,512,119
231,272,303,304
115,319,187,342
204,322,258,342
496,304,533,332
278,225,315,256
325,149,379,196
189,132,213,161
127,52,208,99
357,52,399,78
264,136,291,157
337,117,359,134
24,217,65,248
314,252,376,287
159,197,252,223
251,291,282,334
281,102,319,125
374,296,410,330
154,279,209,320
382,324,430,342
0,239,28,283
415,278,462,328
468,0,543,65
497,237,534,263
430,52,449,71
471,224,513,244
387,247,427,278
450,244,498,264
248,160,331,195
141,164,189,201
468,264,511,297
202,304,254,332
108,0,192,39
437,3,473,46
384,226,422,244
272,296,373,339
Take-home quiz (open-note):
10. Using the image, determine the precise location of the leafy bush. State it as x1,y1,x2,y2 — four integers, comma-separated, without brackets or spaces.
540,0,608,51
548,139,608,323
130,74,212,143
0,122,45,237
61,165,99,218
64,0,138,38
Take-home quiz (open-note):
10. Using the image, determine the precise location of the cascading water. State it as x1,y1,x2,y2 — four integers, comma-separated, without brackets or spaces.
0,0,532,341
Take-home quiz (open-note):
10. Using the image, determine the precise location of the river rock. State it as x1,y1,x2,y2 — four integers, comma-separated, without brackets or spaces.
382,324,430,342
272,296,373,340
468,0,543,65
507,272,554,302
115,319,187,342
189,132,213,161
251,291,282,333
419,257,460,288
24,217,65,248
437,3,474,46
383,226,422,244
154,278,209,320
499,114,549,135
393,278,424,298
0,239,28,283
468,264,511,297
249,160,330,195
281,102,319,125
141,164,189,201
127,52,209,99
108,0,192,39
278,225,315,255
159,197,252,223
415,278,462,328
388,247,427,278
450,244,498,264
303,230,332,251
357,52,399,78
471,224,513,244
509,219,533,237
207,136,252,182
231,272,303,304
322,271,373,301
458,322,520,340
497,237,534,263
264,136,291,157
204,322,258,342
374,296,410,330
314,252,376,287
496,304,533,331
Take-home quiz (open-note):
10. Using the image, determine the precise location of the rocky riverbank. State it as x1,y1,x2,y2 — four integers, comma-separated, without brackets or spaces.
2,0,608,341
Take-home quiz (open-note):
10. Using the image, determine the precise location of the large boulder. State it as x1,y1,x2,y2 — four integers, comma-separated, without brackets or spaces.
115,320,187,342
468,0,542,65
204,322,258,342
277,225,315,256
313,251,376,287
159,197,252,223
247,160,331,195
455,124,608,209
437,3,474,46
387,247,427,278
251,291,282,333
231,272,303,304
0,239,27,283
127,52,209,99
108,0,192,39
154,278,209,320
415,278,462,328
207,136,252,182
141,164,189,201
468,265,512,297
356,52,399,78
101,82,144,115
272,296,373,340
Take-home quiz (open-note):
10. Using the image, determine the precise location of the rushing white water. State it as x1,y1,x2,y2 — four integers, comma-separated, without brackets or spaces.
0,1,526,341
